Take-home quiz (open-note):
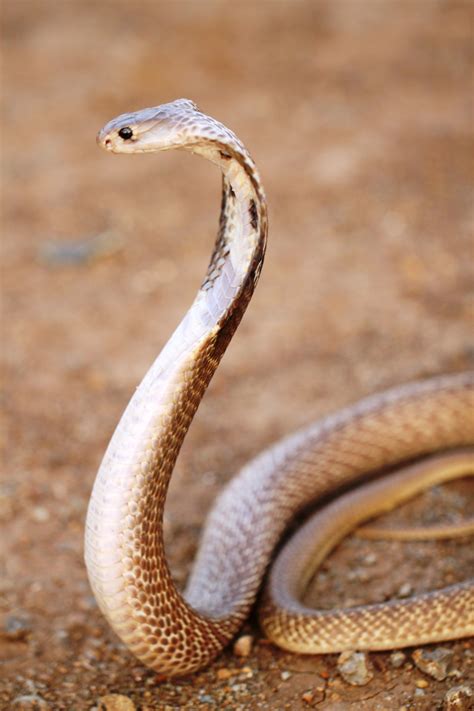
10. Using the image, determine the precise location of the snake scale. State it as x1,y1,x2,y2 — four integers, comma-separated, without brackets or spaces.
85,99,474,676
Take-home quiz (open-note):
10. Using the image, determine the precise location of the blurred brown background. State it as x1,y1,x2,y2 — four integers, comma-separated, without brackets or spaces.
1,1,473,709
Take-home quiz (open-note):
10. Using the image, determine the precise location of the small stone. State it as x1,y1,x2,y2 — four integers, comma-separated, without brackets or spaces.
11,696,49,710
416,678,429,688
230,683,247,693
32,506,49,522
301,690,315,704
39,232,122,267
412,647,454,681
198,695,214,704
96,695,136,711
347,567,371,582
363,552,377,565
233,634,253,657
415,688,426,697
444,685,473,710
280,670,292,681
1,616,32,641
216,668,233,680
390,651,406,668
337,650,373,686
397,582,413,597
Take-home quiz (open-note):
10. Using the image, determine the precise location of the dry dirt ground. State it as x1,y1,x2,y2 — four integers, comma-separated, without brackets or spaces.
1,1,473,710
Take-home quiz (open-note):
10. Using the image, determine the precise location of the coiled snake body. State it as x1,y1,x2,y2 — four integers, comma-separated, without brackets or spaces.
85,99,474,676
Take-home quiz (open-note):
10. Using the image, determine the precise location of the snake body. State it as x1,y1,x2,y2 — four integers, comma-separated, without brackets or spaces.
85,99,474,676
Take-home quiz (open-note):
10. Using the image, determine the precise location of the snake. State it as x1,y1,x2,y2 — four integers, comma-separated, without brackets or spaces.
84,99,474,677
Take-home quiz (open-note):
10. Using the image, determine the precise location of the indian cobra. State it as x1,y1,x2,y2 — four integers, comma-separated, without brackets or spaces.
85,99,474,677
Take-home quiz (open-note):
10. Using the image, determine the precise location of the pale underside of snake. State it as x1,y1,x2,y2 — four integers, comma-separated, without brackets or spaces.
85,99,474,677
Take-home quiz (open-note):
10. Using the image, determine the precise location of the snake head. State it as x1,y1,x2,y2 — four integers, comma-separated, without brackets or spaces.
97,98,244,158
97,99,201,153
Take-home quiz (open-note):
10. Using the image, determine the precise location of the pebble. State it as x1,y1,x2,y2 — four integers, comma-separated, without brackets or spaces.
216,667,233,680
412,647,454,681
233,634,253,657
337,650,373,686
230,683,247,693
32,506,49,523
390,651,407,668
11,696,49,710
416,678,429,688
280,671,292,681
198,694,214,704
95,695,136,711
444,685,473,710
363,552,377,565
39,231,122,266
397,582,413,597
347,567,371,582
301,690,315,704
1,616,32,641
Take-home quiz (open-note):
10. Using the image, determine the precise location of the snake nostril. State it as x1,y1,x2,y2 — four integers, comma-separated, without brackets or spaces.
105,138,111,147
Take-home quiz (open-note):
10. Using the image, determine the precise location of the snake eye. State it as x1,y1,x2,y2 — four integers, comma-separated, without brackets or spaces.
118,126,134,141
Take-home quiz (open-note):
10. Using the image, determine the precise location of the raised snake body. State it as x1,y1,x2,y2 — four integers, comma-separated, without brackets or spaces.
85,99,474,676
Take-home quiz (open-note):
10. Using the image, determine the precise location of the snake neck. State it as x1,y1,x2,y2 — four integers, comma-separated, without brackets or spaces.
85,142,267,674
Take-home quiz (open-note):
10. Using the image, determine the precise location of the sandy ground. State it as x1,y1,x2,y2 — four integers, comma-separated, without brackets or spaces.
1,1,473,709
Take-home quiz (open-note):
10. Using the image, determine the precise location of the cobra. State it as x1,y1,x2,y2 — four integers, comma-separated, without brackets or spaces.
85,99,474,677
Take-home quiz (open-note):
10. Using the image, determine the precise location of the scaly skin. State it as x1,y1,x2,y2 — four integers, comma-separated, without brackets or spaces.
85,99,474,676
